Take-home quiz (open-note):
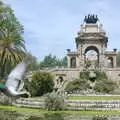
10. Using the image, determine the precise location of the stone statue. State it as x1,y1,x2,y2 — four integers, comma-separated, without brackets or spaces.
84,14,99,24
54,76,66,95
0,61,30,97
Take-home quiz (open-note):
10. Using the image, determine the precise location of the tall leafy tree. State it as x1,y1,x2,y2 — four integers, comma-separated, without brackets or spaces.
40,54,57,68
39,54,67,68
61,56,67,67
0,2,26,77
26,52,40,71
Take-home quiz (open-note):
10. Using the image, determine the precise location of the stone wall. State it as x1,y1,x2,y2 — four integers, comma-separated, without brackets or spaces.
49,67,120,82
26,67,120,91
105,68,120,82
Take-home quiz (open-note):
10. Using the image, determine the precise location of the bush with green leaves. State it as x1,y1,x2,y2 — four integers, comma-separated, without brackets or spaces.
65,79,90,93
94,79,116,93
65,70,116,94
79,70,108,81
95,71,108,81
79,70,90,80
26,72,54,97
44,92,65,110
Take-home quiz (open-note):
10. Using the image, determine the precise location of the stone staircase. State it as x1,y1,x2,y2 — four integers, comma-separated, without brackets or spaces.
12,98,44,109
12,97,120,110
66,100,120,110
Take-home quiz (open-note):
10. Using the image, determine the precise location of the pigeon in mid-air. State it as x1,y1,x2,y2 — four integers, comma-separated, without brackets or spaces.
0,61,30,98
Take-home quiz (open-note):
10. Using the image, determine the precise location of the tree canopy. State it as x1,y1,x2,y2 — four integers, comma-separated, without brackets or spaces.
0,1,25,77
39,54,67,68
26,52,40,71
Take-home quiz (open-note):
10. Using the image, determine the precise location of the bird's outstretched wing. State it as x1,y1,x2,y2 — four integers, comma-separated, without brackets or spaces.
0,61,30,97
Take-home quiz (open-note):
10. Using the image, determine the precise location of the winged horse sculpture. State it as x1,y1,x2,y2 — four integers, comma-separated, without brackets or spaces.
0,61,30,97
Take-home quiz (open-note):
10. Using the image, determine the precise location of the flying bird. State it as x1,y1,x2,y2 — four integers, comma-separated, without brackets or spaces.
0,61,30,98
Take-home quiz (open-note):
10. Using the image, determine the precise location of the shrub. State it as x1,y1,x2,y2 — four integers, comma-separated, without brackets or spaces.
26,72,54,97
94,79,116,93
91,71,116,93
44,92,65,110
65,70,116,94
95,71,108,81
79,70,89,80
65,79,90,93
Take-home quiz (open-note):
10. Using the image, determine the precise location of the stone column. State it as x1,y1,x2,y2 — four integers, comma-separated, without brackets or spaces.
67,56,71,68
99,53,105,68
104,56,108,68
113,49,117,68
67,49,71,68
78,54,85,68
113,56,116,68
76,56,79,68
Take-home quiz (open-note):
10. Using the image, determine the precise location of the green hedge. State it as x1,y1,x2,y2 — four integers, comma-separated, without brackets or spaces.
25,72,54,97
65,78,90,93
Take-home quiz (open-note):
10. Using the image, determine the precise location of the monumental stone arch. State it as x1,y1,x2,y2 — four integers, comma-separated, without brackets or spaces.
84,45,99,68
67,14,117,69
38,15,120,86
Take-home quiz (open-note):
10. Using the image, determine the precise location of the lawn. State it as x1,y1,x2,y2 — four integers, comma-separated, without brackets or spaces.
0,105,120,115
68,95,120,100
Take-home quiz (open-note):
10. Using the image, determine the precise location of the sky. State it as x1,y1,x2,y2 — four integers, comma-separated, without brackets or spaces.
4,0,120,60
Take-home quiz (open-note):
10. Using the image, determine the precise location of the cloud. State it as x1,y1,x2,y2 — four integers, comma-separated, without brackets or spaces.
5,0,120,59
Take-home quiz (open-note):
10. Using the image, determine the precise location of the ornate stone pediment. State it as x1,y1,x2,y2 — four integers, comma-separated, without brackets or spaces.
78,32,107,38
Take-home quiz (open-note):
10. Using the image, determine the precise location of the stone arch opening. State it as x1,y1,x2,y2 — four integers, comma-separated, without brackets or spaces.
107,57,113,68
58,76,64,83
84,46,99,68
70,57,76,68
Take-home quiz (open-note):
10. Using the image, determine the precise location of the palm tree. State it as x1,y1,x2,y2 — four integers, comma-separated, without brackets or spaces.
0,3,26,77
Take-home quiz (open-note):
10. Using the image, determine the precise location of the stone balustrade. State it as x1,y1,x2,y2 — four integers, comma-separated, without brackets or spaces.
12,97,120,110
12,98,44,108
65,100,120,110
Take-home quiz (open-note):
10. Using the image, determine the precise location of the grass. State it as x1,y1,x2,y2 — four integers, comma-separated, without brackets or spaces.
1,95,120,116
0,105,120,115
68,95,120,100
